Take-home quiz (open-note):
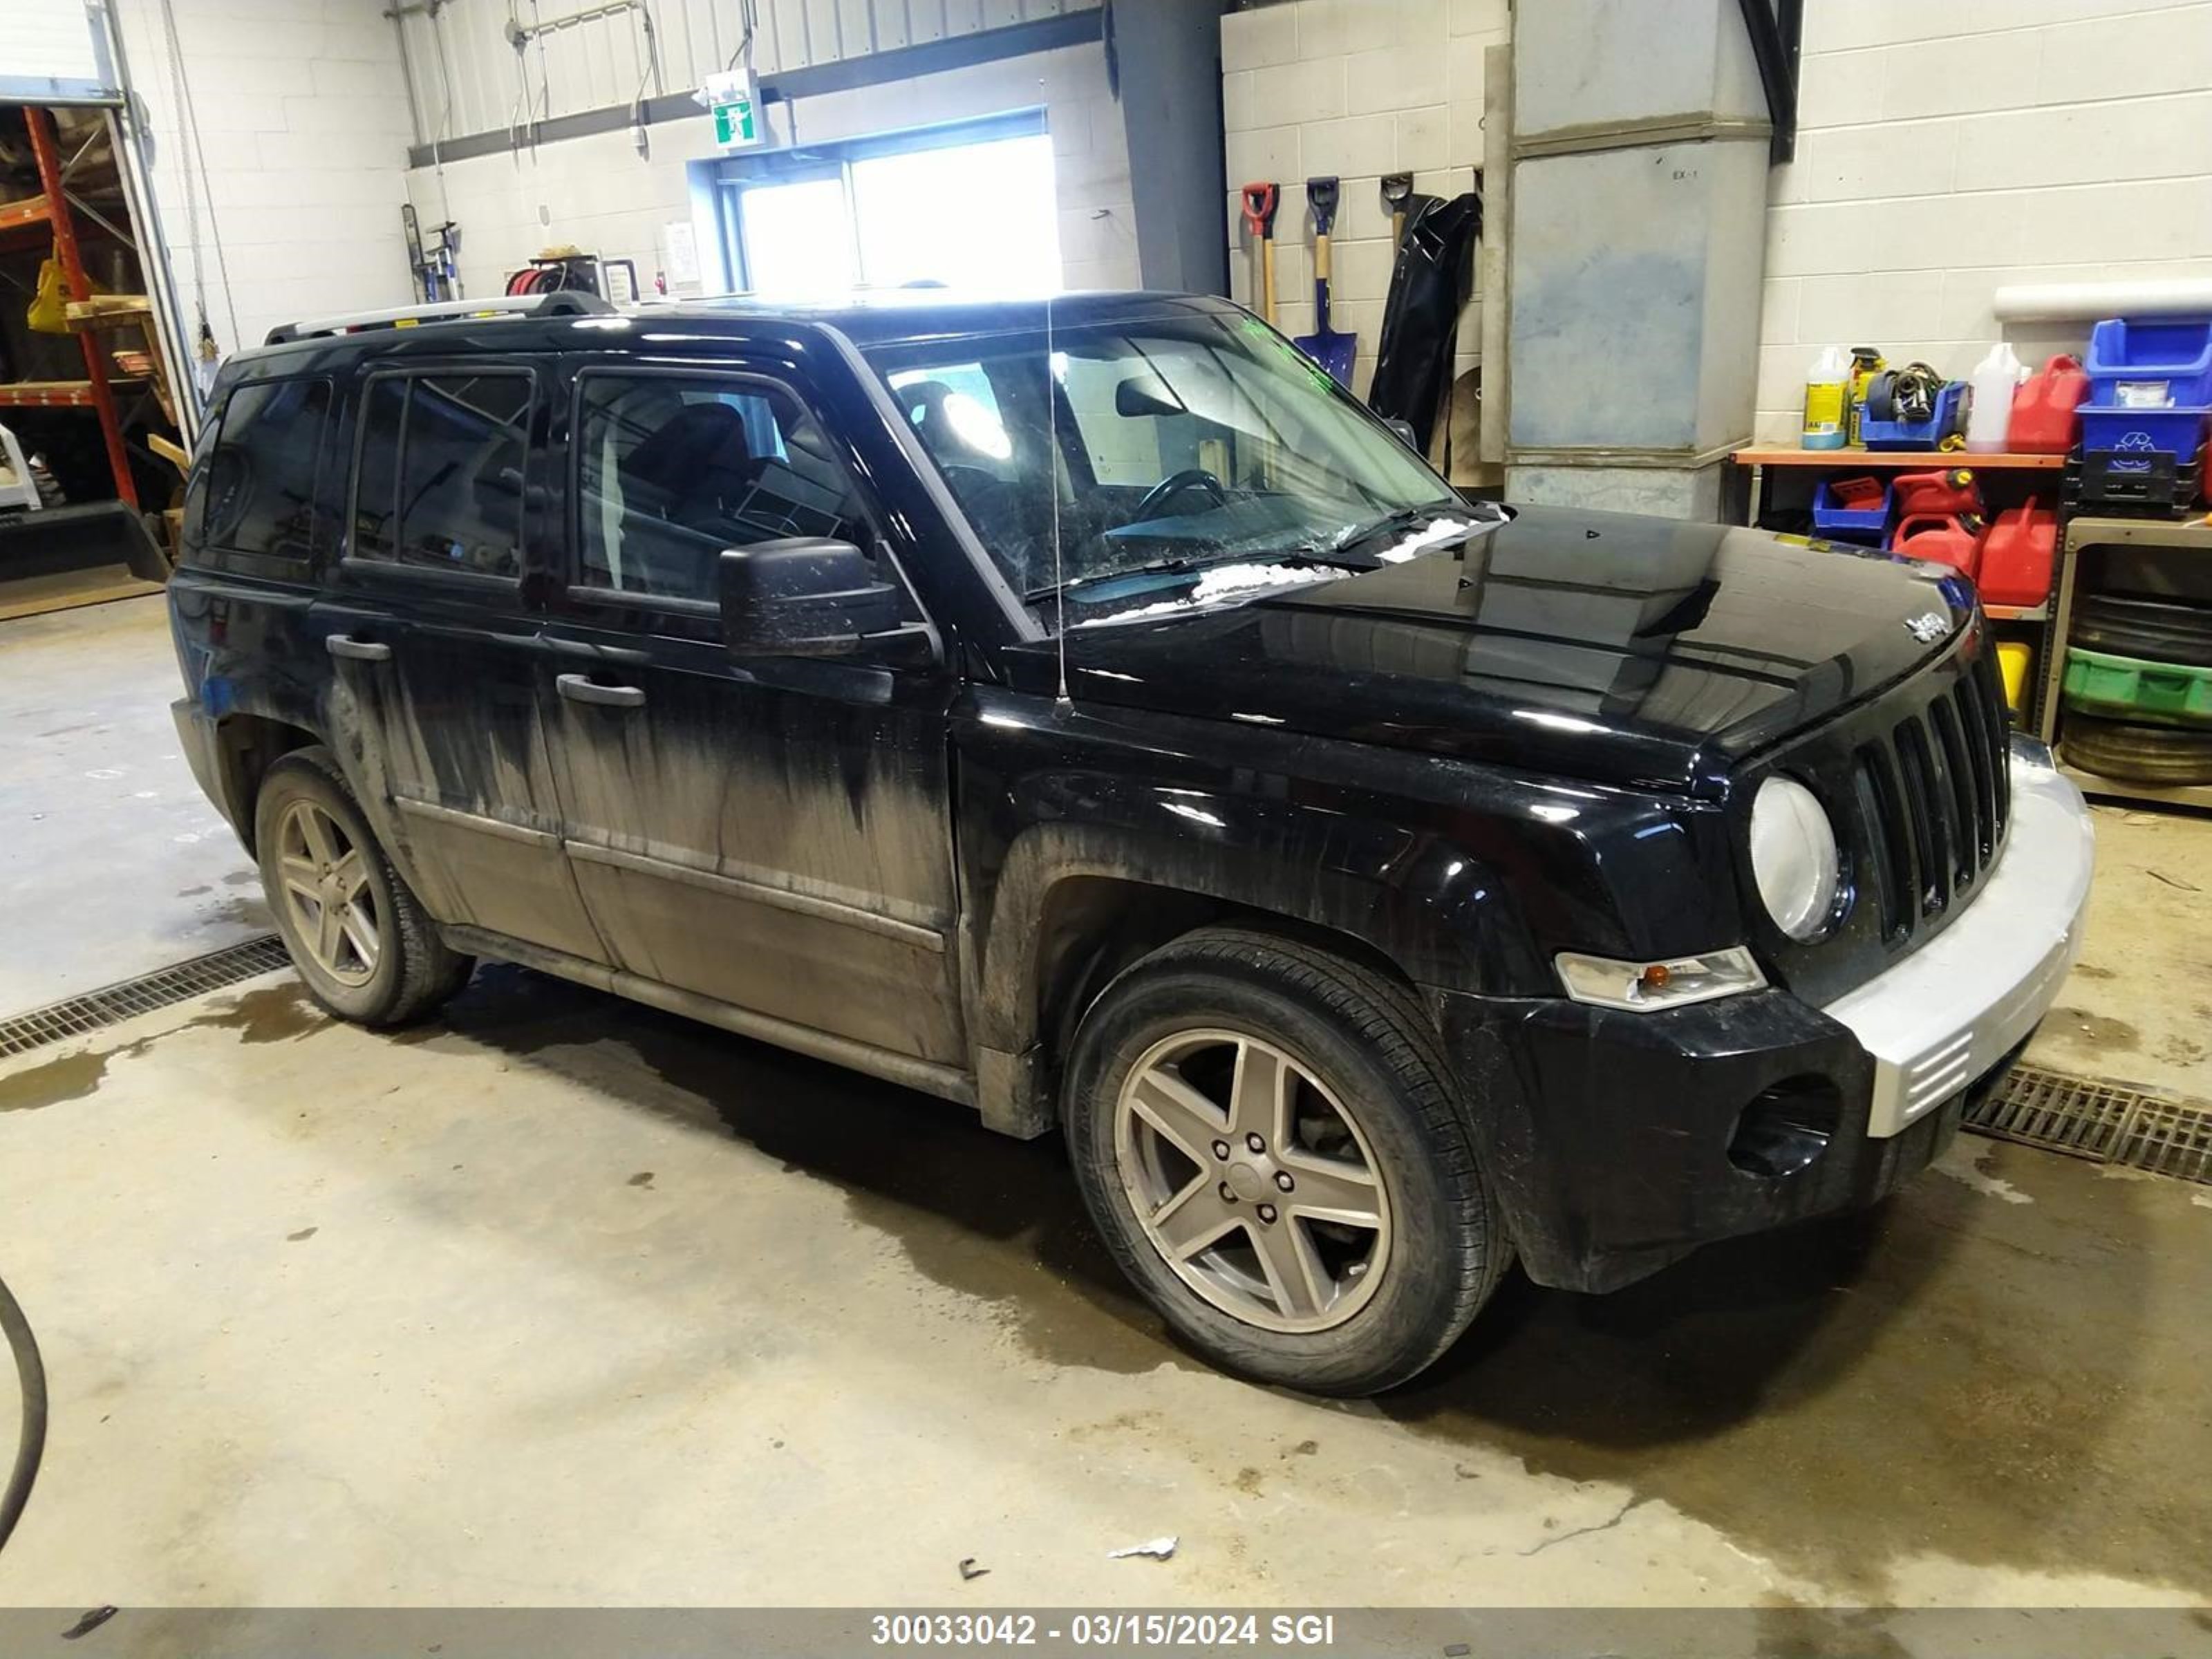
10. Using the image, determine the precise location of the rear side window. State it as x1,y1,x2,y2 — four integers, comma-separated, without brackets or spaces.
194,377,333,557
351,371,532,578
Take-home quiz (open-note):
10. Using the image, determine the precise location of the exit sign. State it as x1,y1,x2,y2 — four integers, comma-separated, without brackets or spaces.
713,93,759,148
700,68,764,149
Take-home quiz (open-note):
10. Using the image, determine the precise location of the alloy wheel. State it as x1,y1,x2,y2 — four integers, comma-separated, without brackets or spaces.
1113,1029,1392,1333
274,799,380,986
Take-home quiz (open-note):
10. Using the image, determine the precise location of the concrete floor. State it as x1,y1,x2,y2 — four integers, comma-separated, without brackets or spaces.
2,597,2211,1613
0,598,263,1009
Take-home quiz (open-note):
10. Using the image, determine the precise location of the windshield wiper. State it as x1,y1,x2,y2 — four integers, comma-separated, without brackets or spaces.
1327,498,1490,556
1023,556,1199,604
1023,549,1368,605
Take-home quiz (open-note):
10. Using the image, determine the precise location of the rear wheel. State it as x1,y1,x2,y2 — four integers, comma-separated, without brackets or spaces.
1063,928,1508,1396
254,747,473,1025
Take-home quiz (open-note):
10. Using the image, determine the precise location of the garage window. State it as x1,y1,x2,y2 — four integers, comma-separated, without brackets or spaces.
350,372,533,579
720,115,1058,297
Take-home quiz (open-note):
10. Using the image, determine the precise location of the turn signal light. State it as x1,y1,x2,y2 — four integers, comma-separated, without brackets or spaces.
1554,948,1766,1013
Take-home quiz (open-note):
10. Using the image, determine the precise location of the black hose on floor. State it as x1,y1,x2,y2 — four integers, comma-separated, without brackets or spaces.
0,1271,46,1556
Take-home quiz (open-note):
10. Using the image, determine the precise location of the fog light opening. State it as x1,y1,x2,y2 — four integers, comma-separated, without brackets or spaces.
1727,1076,1843,1179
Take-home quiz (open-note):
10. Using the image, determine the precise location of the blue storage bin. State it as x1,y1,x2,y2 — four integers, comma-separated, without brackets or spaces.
2085,317,2212,409
1860,379,1968,450
1810,478,1892,544
2075,403,2210,463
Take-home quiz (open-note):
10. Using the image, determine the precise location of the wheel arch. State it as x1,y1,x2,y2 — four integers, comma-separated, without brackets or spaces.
214,713,324,854
966,815,1540,1138
1027,874,1425,1078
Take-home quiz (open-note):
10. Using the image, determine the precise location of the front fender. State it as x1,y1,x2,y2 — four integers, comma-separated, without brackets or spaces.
953,693,1746,1141
970,789,1543,1054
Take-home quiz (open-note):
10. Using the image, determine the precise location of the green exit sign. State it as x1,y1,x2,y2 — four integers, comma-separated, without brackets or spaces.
714,94,759,148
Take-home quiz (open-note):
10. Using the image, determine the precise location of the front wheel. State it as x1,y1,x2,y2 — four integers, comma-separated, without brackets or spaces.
254,747,474,1026
1063,928,1509,1396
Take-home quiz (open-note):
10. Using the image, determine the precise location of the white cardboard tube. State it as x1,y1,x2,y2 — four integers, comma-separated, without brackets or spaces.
1993,279,2212,323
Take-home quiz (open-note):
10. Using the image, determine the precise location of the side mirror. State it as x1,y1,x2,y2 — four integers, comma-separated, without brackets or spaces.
1382,417,1419,450
717,537,901,657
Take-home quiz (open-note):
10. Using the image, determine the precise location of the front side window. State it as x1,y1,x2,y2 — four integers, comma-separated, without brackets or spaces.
195,377,333,557
351,371,531,577
869,309,1470,628
574,373,871,604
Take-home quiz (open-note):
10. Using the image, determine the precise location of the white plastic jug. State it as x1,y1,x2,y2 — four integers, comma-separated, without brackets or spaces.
1965,343,2025,453
1802,346,1848,450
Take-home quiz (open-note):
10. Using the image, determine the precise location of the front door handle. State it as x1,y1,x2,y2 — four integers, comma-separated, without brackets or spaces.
556,673,646,709
326,635,392,663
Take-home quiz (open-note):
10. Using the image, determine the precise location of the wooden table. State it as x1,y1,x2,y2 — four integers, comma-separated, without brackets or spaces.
1729,447,2066,532
1729,447,2067,470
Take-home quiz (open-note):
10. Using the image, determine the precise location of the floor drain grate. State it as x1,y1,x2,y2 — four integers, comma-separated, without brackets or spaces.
0,935,293,1060
1967,1062,2212,1185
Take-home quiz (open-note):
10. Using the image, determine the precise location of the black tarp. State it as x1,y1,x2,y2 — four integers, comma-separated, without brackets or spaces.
1366,191,1483,453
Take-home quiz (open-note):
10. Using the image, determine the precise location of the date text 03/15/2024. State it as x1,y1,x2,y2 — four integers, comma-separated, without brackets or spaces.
869,1613,1340,1647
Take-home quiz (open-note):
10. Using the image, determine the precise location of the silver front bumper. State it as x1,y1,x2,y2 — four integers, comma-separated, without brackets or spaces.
1821,735,2095,1138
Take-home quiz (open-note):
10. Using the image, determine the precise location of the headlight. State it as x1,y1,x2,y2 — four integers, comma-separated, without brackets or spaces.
1750,776,1841,940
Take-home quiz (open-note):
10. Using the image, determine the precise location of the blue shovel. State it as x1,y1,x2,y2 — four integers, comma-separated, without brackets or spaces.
1296,176,1356,386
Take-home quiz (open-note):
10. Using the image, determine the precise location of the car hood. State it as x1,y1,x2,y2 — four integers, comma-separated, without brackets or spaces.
1006,503,1978,795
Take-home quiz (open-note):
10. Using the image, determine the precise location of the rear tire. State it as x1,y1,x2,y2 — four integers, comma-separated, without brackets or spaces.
1062,927,1508,1396
254,747,474,1026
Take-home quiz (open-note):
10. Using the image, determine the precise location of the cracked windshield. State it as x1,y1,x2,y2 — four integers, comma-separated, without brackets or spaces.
868,309,1496,630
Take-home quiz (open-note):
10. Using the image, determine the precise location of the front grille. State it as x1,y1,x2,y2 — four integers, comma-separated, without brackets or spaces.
1846,645,2012,948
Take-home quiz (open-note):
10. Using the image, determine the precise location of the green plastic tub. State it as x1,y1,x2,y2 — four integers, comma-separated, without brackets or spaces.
2063,647,2212,727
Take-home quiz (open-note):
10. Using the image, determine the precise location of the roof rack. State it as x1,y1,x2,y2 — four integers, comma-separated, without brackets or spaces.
265,290,613,346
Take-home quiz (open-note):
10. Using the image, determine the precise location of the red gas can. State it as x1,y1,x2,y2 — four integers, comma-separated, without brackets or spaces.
2009,355,2090,453
1893,514,1983,578
1891,467,1981,521
1978,501,2057,606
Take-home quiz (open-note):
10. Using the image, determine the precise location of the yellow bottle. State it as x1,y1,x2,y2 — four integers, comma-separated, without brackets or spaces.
1998,641,2033,713
1846,347,1884,447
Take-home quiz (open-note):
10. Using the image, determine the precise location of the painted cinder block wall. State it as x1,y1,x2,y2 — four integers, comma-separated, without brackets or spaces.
1219,0,1508,404
1219,0,2212,465
405,41,1139,303
109,0,415,357
1752,0,2212,442
110,4,1133,362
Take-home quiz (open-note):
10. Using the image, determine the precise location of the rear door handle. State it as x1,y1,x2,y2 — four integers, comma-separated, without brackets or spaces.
556,673,646,709
326,635,392,663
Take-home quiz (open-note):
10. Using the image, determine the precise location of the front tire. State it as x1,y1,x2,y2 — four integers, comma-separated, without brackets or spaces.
1063,927,1508,1396
254,747,473,1026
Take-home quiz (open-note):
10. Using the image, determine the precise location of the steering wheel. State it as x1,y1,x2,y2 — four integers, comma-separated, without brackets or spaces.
1132,467,1226,522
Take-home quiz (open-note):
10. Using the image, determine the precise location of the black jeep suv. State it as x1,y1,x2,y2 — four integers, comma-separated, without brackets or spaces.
169,289,2093,1394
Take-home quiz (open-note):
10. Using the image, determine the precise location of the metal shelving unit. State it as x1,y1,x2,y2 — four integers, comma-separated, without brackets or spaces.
0,106,138,508
2041,514,2212,812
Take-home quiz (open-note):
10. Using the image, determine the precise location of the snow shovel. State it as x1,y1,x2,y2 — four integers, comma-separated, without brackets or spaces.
1297,176,1355,387
1239,181,1279,325
1380,173,1413,245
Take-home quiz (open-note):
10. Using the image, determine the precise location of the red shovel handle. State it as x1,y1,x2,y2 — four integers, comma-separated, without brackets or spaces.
1239,182,1279,238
